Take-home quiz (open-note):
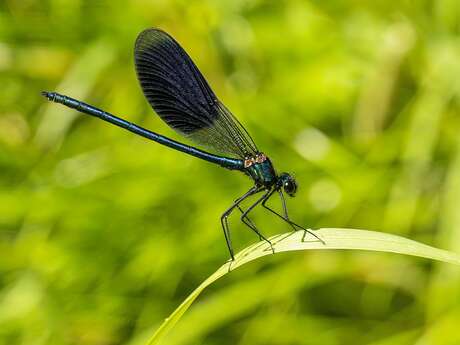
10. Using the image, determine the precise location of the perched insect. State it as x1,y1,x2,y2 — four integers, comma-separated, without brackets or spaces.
42,28,323,260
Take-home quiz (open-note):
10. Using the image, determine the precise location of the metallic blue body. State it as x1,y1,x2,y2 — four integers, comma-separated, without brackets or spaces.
42,92,244,171
40,26,325,263
42,90,321,262
244,159,277,189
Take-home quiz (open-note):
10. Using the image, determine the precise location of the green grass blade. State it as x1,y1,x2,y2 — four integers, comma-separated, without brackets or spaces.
147,228,460,345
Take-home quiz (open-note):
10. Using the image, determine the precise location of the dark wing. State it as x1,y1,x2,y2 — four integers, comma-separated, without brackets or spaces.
134,28,258,159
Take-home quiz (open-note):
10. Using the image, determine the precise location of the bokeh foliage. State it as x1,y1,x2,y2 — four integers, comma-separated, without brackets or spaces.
1,0,460,344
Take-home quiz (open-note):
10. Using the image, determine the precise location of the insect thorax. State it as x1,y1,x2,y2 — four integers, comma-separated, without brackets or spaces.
244,153,277,188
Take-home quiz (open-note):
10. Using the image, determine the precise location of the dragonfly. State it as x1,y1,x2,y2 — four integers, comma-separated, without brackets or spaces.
42,28,324,260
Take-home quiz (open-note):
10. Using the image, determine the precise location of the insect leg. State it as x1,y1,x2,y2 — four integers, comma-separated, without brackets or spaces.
239,189,275,253
261,190,325,244
235,201,260,240
221,186,261,260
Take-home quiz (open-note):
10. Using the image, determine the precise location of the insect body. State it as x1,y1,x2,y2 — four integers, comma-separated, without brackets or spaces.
42,28,323,260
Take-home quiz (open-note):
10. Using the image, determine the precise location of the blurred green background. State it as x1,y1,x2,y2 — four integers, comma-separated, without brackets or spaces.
1,0,460,344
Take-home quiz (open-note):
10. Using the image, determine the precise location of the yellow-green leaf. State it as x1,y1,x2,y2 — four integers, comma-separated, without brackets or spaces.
147,228,460,345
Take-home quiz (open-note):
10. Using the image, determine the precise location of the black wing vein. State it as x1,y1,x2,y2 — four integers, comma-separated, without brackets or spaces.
134,28,258,159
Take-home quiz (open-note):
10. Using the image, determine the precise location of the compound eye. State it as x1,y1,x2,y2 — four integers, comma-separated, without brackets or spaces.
284,180,296,195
